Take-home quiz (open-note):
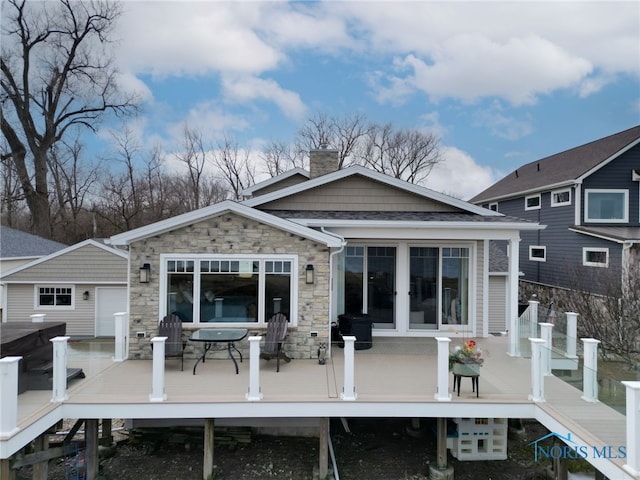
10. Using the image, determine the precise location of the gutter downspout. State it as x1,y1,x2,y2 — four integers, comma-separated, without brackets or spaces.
322,227,346,359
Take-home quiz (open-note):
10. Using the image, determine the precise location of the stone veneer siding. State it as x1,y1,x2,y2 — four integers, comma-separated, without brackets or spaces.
127,212,331,361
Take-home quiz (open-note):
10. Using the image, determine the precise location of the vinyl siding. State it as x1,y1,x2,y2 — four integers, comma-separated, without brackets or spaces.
258,175,460,212
475,241,484,333
3,244,127,283
488,276,507,333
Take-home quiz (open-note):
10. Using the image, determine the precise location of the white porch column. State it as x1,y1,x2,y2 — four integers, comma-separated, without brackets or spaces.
529,338,546,402
581,338,600,403
113,311,128,362
528,300,539,339
507,237,521,357
565,312,578,358
0,356,22,437
341,336,357,401
51,336,70,402
30,313,46,323
246,336,263,401
539,322,554,376
435,337,452,401
149,337,167,402
622,381,640,477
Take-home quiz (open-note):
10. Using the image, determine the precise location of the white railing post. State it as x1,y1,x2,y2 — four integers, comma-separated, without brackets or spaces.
30,313,46,323
581,338,600,403
622,381,640,477
435,337,452,401
565,312,578,358
529,338,546,402
341,336,357,401
529,300,539,339
50,336,70,402
149,337,167,402
246,336,263,401
0,356,22,437
113,312,128,362
539,322,554,376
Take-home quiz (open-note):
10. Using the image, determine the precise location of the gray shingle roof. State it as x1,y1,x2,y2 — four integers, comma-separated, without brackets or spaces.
471,125,640,203
0,226,67,258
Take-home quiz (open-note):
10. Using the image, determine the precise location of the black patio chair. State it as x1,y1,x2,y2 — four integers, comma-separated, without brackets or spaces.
260,312,290,372
158,313,186,371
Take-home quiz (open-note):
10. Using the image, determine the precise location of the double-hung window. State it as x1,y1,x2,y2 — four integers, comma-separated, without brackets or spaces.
163,255,296,325
585,189,628,223
36,286,74,309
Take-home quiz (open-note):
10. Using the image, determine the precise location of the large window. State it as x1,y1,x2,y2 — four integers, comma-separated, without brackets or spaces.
585,189,628,223
36,285,73,309
164,255,296,325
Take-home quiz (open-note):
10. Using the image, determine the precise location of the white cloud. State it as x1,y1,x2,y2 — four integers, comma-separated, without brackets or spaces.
422,146,497,200
475,102,534,141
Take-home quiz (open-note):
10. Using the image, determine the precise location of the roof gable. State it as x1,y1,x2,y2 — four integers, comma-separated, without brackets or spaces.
108,200,343,247
244,165,498,216
471,125,640,203
241,168,309,199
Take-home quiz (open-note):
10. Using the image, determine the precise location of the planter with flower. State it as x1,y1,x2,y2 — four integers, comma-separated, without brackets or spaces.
449,339,484,376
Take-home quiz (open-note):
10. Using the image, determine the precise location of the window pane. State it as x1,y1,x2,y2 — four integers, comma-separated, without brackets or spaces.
442,256,469,325
266,273,291,319
167,274,194,322
199,273,258,323
345,250,364,314
587,192,625,220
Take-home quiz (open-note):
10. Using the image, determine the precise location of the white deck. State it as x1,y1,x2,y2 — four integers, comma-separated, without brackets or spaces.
3,336,634,479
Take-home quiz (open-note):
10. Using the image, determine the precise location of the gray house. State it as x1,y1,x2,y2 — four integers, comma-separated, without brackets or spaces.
1,239,128,336
471,125,640,295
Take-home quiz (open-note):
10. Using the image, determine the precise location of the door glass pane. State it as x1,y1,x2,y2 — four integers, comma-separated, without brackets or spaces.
409,247,438,329
367,247,396,327
442,248,469,325
344,246,364,314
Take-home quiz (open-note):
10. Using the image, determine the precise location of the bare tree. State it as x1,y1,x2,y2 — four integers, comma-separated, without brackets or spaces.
174,125,210,210
0,146,27,227
296,112,370,169
355,123,442,184
260,139,305,177
212,136,255,201
1,0,138,238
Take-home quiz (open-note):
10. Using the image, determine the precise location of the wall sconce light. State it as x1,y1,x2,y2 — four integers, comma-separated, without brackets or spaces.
305,264,315,284
83,291,90,301
140,263,151,283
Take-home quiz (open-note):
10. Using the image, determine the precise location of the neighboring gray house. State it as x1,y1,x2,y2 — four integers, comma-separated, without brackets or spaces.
0,226,67,316
1,239,128,337
109,149,540,361
471,125,640,295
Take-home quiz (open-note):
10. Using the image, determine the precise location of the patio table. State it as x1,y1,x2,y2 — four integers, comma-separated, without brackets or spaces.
189,328,248,375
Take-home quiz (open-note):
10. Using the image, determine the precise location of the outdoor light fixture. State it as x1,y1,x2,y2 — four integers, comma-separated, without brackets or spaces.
140,263,151,283
83,291,90,301
305,264,315,284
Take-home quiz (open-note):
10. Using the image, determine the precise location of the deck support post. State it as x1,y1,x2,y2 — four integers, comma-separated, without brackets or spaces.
507,237,520,357
528,300,539,339
0,458,13,480
622,381,640,477
0,356,21,437
149,337,167,402
246,336,263,401
435,337,452,401
539,323,554,376
51,336,70,402
204,419,215,480
32,432,49,480
429,417,454,479
113,312,129,362
341,336,357,400
85,419,99,480
529,338,546,402
565,312,578,358
319,417,329,480
552,437,568,480
101,418,113,446
581,339,600,403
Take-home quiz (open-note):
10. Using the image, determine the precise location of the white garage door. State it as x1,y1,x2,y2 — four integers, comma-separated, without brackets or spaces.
95,287,127,337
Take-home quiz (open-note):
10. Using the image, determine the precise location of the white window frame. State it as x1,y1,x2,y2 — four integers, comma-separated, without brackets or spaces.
551,188,571,207
159,253,298,327
582,247,609,268
35,285,75,310
584,189,628,223
488,202,498,212
529,246,546,262
525,194,541,211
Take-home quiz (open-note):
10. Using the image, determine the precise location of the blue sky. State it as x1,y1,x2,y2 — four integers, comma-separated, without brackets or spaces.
103,1,639,199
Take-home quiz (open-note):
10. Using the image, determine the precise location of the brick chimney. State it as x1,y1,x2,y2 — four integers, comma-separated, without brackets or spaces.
309,146,339,179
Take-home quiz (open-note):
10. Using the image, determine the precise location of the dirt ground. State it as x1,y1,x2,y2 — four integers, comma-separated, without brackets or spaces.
14,417,596,480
